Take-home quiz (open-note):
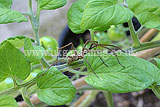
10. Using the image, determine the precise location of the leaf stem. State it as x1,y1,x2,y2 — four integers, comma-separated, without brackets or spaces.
64,68,88,75
21,87,35,107
128,20,141,48
103,91,114,107
134,40,160,52
12,76,18,87
22,12,31,16
90,29,95,41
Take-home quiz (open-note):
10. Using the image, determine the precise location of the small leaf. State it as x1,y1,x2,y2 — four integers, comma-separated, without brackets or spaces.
0,8,27,24
39,0,67,10
0,0,12,9
36,67,76,106
0,95,19,107
24,38,45,63
67,0,89,33
0,42,31,82
80,0,134,31
0,36,34,49
84,52,159,93
127,0,160,30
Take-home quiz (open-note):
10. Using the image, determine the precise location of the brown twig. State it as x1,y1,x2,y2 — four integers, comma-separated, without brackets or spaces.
73,91,91,107
72,77,88,89
134,47,160,60
18,94,41,107
140,29,158,42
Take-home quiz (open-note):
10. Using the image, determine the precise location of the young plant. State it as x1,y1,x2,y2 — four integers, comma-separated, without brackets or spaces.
0,0,160,107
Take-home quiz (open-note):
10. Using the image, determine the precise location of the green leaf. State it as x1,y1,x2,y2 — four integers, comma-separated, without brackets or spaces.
36,67,76,106
80,0,134,31
39,0,67,10
127,0,160,30
0,8,27,24
67,0,89,33
0,36,34,49
84,52,159,93
24,38,45,63
0,42,31,82
0,0,12,9
0,95,19,107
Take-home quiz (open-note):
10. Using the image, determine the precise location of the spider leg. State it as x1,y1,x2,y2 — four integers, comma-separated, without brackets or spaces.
83,47,109,67
82,40,98,56
82,56,99,78
98,44,125,52
95,44,125,68
36,59,64,78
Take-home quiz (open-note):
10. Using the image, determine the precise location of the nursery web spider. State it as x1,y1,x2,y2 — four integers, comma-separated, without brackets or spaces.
37,40,125,78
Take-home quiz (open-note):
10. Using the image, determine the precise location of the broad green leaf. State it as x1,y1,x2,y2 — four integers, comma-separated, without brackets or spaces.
39,0,67,10
0,42,31,82
0,36,34,49
36,67,76,106
81,0,134,31
127,0,160,30
24,38,45,63
84,52,159,93
0,8,27,24
0,95,19,107
0,0,12,9
67,0,89,33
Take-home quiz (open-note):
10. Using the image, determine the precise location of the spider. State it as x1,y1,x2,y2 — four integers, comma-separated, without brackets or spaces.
37,40,125,78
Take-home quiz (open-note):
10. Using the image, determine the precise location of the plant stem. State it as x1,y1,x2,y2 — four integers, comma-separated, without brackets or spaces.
90,29,95,41
64,68,88,75
128,20,141,48
0,78,36,96
28,0,49,68
152,85,160,99
40,57,49,68
29,0,40,46
103,91,114,107
21,88,35,107
134,40,160,52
